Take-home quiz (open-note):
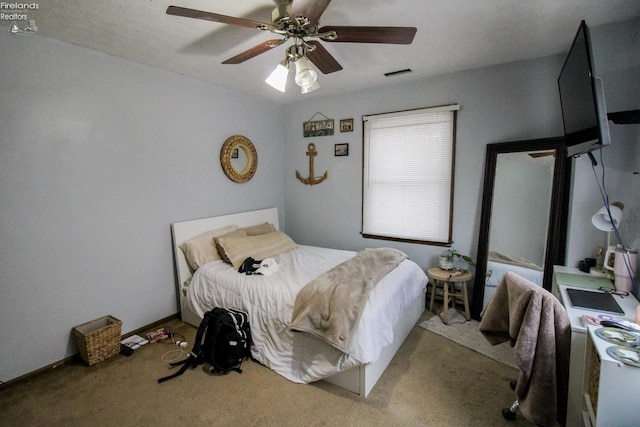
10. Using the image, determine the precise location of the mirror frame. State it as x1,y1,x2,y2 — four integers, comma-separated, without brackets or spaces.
220,135,258,183
471,136,571,320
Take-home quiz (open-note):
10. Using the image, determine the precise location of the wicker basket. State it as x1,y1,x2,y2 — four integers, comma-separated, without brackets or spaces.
73,315,122,366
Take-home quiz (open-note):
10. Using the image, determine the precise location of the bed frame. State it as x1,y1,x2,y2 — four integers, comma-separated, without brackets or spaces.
171,207,281,326
171,207,425,397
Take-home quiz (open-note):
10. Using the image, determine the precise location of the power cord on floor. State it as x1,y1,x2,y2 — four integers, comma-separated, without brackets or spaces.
161,329,189,363
161,348,187,363
167,330,188,349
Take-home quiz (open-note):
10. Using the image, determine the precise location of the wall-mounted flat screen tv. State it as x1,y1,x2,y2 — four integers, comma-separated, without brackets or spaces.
558,20,611,158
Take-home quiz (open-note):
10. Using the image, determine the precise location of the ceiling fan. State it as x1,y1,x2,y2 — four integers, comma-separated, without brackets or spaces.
166,0,417,93
528,151,556,158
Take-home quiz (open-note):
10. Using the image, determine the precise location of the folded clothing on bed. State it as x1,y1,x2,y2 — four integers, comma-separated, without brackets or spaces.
238,257,279,276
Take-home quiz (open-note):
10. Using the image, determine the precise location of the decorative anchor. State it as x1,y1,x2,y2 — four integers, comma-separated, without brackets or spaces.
296,143,328,186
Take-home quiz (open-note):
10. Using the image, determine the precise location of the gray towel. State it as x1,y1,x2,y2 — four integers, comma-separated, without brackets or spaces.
479,272,570,426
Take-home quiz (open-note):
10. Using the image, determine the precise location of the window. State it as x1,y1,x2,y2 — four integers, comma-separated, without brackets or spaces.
362,104,459,245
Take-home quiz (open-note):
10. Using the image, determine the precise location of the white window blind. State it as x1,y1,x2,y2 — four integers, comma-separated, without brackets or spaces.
362,104,459,244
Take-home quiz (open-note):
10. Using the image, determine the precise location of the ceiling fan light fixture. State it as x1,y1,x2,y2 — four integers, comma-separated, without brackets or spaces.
301,81,320,94
265,61,290,92
166,4,417,95
294,56,317,88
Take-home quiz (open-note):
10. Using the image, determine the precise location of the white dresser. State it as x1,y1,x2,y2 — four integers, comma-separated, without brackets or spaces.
583,325,640,426
552,266,639,427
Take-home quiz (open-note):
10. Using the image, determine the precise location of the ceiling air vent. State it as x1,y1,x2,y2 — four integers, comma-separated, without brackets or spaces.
384,69,412,77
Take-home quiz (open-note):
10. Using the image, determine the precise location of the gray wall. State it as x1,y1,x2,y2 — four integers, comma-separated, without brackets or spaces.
282,56,565,269
0,32,285,382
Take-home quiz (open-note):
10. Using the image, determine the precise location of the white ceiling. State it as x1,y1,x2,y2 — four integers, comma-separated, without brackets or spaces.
6,0,640,103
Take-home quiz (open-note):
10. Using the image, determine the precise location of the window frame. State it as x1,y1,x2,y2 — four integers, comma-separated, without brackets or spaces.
360,104,459,246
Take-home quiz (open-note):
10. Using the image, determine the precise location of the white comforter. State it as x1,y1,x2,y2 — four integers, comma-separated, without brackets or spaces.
186,245,427,384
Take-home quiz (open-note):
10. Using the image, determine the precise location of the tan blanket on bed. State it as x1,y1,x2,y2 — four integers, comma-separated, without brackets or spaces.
290,247,407,355
479,272,570,427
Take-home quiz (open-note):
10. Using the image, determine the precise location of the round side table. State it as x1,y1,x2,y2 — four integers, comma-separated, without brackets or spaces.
427,267,473,324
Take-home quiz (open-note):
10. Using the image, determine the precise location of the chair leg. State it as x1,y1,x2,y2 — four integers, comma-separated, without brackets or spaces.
502,400,519,421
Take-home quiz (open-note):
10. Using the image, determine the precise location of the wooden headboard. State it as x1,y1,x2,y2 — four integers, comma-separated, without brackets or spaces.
171,207,279,324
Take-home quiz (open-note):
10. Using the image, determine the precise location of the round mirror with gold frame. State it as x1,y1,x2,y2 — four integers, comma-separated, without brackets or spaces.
220,135,258,183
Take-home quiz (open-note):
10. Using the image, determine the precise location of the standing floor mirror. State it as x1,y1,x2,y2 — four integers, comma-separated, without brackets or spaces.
471,137,571,320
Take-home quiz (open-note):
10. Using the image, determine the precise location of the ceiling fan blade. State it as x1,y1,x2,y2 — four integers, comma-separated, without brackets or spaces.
319,26,417,44
289,0,332,27
305,41,343,74
222,39,285,64
166,5,277,32
529,151,556,158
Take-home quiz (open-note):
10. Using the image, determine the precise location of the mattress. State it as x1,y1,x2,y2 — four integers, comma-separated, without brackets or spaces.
186,245,427,384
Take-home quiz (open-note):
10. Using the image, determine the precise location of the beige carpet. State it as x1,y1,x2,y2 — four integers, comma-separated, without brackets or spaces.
420,310,518,370
1,313,536,426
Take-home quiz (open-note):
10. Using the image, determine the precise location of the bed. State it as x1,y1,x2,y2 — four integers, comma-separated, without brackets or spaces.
484,251,543,307
171,207,427,397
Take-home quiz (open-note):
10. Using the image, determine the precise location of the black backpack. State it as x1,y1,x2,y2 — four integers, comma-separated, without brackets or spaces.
158,307,252,383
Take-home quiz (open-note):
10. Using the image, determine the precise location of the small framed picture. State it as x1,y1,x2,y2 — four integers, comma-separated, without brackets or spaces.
231,148,239,159
340,118,354,133
335,143,349,156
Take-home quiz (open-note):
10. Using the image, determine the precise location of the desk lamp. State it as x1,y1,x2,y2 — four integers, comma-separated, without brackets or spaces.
592,201,624,250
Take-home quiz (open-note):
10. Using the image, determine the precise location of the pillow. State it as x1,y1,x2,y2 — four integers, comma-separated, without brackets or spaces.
216,231,298,270
214,229,248,264
179,225,239,271
241,222,276,236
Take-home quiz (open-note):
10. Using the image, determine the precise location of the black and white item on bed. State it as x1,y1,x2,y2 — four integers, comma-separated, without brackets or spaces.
238,257,279,276
239,257,262,274
158,307,251,383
